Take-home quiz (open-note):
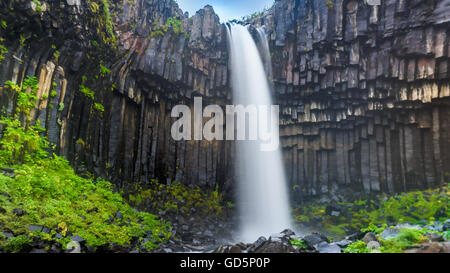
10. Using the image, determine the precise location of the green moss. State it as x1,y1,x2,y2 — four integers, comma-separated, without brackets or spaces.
0,156,171,250
79,85,95,100
343,228,428,253
93,103,104,113
99,63,111,77
379,229,426,253
0,43,7,64
1,235,32,253
290,239,308,249
128,181,224,217
343,240,371,253
32,0,42,12
293,184,449,238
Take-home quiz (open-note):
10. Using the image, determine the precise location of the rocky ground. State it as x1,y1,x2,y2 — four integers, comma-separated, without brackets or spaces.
2,217,449,253
212,220,450,254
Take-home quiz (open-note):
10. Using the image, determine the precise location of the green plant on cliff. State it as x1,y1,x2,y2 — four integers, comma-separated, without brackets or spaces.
0,43,7,64
79,85,95,100
32,0,42,12
87,0,116,47
149,17,188,39
0,77,49,165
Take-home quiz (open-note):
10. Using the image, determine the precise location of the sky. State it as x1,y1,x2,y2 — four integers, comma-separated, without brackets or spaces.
176,0,275,22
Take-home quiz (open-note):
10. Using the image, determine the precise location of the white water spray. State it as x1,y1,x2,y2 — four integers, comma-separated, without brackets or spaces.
227,25,292,242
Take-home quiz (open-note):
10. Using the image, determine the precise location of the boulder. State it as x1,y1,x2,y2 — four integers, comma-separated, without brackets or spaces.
315,242,341,253
362,232,378,244
367,241,381,250
65,241,81,253
303,233,329,249
12,208,27,216
335,239,353,248
380,228,400,240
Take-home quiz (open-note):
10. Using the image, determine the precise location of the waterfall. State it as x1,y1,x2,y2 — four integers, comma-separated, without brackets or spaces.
256,26,273,83
227,24,292,242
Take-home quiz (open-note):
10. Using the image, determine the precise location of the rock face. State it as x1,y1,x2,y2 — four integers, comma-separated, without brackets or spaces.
0,0,450,201
0,0,232,194
251,0,450,200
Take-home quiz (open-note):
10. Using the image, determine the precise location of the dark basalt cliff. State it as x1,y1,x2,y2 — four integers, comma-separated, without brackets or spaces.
251,0,450,201
0,0,449,201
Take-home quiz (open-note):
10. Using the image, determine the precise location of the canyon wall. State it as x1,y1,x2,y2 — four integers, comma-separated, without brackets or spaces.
0,0,449,201
0,0,233,193
251,0,450,201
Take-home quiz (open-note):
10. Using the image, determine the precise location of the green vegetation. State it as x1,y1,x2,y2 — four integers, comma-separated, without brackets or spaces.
79,85,95,100
290,238,308,249
128,181,224,217
343,227,434,253
293,184,450,238
149,17,188,39
0,78,171,252
0,77,47,165
32,0,42,13
87,0,116,47
93,103,104,113
0,156,171,251
343,240,371,253
99,63,111,77
0,39,8,65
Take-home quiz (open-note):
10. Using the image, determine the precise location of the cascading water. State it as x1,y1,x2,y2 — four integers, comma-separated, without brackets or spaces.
256,26,273,83
227,24,292,242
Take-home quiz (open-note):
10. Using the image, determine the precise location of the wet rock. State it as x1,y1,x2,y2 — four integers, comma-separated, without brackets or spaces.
213,245,237,253
315,242,341,253
443,220,450,231
0,167,15,178
2,230,15,239
362,232,378,244
303,233,329,249
367,241,381,250
115,211,123,219
280,229,296,238
335,239,353,248
28,225,43,232
70,235,86,243
248,236,267,252
0,193,10,199
29,248,47,253
426,233,444,242
65,241,81,253
87,207,98,213
12,208,27,216
203,230,213,237
405,242,450,253
254,240,295,253
325,204,342,217
380,228,401,240
228,245,242,253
